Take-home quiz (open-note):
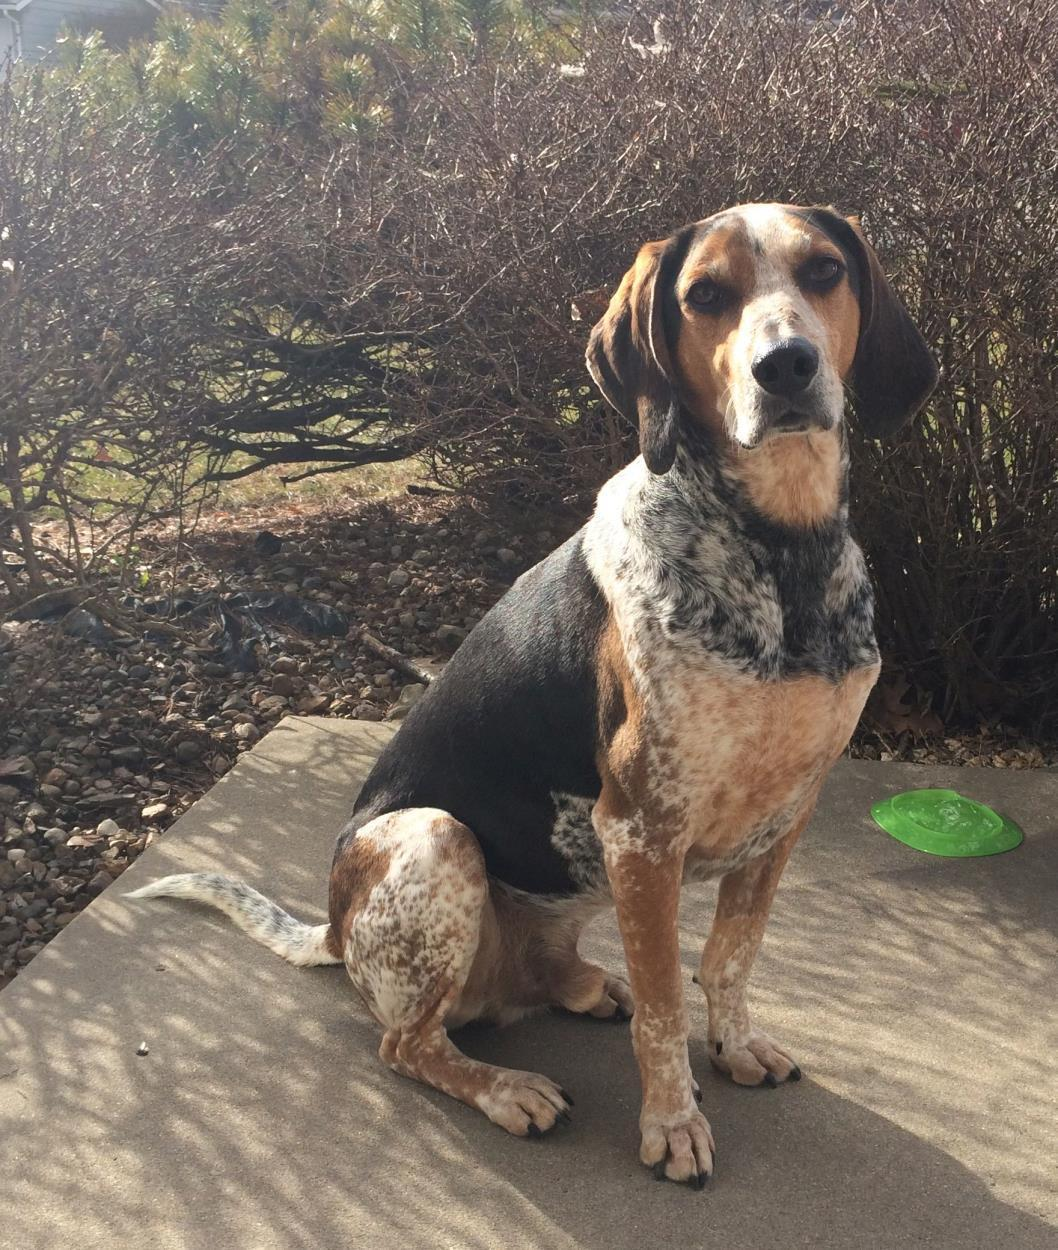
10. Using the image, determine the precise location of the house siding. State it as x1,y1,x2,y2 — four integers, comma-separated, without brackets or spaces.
1,14,19,64
18,0,155,62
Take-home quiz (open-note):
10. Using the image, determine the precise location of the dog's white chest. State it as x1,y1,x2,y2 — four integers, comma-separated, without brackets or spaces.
645,655,880,870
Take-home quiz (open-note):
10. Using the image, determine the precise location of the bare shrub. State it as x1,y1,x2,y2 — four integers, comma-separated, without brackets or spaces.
0,71,414,590
3,0,1056,730
316,0,1057,728
0,75,211,592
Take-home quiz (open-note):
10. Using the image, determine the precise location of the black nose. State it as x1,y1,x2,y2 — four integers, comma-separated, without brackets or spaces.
751,338,819,397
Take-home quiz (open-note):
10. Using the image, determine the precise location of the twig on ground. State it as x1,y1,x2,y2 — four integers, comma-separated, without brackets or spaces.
4,585,94,624
358,628,435,685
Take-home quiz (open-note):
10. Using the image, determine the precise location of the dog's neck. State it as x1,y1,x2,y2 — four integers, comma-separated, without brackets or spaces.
666,425,849,536
726,429,847,530
590,433,875,681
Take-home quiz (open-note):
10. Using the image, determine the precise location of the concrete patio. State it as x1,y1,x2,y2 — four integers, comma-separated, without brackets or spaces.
1,717,1056,1250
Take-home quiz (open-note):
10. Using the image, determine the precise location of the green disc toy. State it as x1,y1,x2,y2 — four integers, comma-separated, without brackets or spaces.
871,788,1023,857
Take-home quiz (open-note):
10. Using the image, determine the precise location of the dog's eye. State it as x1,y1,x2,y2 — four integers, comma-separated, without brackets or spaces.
803,256,844,287
686,279,727,312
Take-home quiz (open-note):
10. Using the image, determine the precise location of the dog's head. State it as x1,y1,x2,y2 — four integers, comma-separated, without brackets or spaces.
586,204,938,474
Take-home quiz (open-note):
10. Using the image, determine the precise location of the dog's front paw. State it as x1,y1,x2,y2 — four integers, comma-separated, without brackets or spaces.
639,1108,715,1189
709,1028,801,1087
476,1071,573,1136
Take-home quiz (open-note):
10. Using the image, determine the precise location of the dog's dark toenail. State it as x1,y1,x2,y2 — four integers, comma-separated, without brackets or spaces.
560,1088,574,1106
527,1122,543,1137
691,973,699,984
557,1109,572,1125
693,1085,703,1103
714,1040,723,1055
789,1065,802,1082
763,1072,778,1088
693,1170,709,1190
653,1162,667,1182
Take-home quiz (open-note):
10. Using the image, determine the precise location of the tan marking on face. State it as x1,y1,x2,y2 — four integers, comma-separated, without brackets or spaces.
798,217,861,378
673,221,755,441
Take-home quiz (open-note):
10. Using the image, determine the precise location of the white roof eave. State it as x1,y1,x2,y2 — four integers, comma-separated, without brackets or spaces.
1,0,162,13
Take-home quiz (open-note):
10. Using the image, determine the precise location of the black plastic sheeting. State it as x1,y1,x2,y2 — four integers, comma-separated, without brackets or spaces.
204,594,349,672
221,592,348,639
14,588,350,674
155,591,349,673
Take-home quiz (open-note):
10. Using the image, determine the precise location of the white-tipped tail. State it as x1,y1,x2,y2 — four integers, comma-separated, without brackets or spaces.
126,872,341,967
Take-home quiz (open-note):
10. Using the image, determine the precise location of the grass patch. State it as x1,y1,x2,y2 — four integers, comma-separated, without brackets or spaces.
208,456,424,511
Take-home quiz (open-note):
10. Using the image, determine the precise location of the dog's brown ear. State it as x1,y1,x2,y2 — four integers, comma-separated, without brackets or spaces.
845,216,938,437
586,240,680,474
805,209,938,438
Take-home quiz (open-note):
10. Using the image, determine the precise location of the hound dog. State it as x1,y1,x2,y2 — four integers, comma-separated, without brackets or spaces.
130,203,937,1189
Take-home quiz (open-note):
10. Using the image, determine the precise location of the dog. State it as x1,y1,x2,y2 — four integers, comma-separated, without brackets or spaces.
129,203,937,1189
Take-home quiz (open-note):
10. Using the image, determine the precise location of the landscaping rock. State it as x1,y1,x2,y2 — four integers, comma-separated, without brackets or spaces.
85,871,112,897
253,530,283,556
0,755,36,787
173,740,203,764
386,683,426,722
110,746,145,766
435,624,467,651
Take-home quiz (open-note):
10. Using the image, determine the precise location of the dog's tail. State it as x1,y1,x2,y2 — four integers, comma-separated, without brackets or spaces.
126,872,342,967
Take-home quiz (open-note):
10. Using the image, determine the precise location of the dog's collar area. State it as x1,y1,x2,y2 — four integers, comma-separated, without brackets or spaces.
662,434,846,515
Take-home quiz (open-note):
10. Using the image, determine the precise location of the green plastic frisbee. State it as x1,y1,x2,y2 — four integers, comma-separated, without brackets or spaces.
871,788,1023,857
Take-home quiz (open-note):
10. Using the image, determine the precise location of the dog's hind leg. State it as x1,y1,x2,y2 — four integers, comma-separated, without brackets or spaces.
333,808,572,1136
531,913,634,1021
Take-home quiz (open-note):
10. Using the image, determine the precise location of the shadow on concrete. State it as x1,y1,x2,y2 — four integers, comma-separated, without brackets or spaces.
1,721,1055,1248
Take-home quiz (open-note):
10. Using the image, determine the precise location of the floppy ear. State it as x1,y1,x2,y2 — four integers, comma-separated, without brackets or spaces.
585,240,681,474
807,209,938,438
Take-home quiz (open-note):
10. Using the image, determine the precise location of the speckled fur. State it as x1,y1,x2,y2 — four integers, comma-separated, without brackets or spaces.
548,792,607,889
126,872,341,967
343,808,614,1132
